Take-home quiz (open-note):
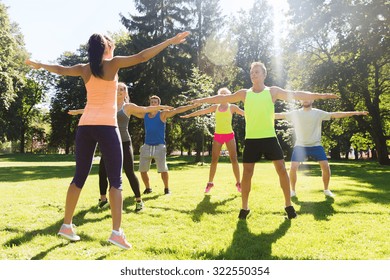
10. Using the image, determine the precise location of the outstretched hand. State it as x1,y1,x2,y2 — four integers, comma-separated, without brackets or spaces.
25,59,40,69
324,93,339,99
170,31,190,45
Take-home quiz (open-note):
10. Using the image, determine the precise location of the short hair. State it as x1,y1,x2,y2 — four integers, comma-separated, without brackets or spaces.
250,61,267,77
217,87,232,95
149,95,161,105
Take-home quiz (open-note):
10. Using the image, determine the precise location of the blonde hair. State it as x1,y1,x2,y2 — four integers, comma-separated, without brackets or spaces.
217,87,232,95
250,61,267,77
118,82,129,102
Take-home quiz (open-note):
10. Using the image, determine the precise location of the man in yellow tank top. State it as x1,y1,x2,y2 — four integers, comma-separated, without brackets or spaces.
190,62,338,220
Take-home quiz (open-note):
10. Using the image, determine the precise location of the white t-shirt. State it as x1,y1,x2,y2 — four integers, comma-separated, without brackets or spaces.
285,108,331,147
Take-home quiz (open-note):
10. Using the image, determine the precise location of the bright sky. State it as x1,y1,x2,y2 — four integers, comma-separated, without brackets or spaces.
3,0,260,63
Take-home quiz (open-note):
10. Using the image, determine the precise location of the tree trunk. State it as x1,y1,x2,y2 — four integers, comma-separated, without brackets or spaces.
373,137,390,165
20,125,25,153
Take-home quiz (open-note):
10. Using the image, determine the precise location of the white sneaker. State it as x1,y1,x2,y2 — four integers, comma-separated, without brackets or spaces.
290,190,296,197
324,189,335,197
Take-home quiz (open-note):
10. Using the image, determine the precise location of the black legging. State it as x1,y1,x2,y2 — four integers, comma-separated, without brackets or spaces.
99,140,141,198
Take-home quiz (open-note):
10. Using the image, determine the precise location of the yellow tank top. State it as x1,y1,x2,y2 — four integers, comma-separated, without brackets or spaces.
215,104,233,134
79,75,118,126
244,88,276,139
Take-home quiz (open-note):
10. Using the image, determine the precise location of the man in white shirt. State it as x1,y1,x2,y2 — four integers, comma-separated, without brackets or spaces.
276,100,368,197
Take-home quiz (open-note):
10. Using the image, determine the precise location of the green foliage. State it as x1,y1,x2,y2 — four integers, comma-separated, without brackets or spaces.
49,51,88,154
0,3,29,141
179,67,215,160
286,0,390,164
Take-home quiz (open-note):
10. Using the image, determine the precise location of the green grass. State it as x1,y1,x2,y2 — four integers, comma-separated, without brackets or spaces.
0,154,389,260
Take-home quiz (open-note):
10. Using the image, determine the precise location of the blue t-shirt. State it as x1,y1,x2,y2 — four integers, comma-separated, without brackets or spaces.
144,111,166,145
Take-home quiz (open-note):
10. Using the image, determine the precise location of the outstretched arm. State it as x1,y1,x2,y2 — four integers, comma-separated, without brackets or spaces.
270,86,339,102
231,104,245,116
26,59,85,76
330,111,368,119
112,31,190,69
68,109,85,115
124,103,173,116
180,105,217,118
162,103,200,120
190,89,247,105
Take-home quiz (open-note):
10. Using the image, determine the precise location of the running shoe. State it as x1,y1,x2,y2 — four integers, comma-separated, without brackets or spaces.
285,205,297,219
108,229,132,250
98,199,109,209
236,182,242,193
135,201,144,212
143,188,153,194
324,189,335,197
204,182,214,193
58,224,80,241
238,209,251,220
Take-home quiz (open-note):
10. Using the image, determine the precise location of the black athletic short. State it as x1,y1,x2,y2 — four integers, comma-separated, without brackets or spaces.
243,137,284,162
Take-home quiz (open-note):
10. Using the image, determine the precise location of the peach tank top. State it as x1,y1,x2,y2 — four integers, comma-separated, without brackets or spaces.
79,75,118,126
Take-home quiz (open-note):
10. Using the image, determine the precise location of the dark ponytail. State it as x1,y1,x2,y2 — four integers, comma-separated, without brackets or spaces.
87,34,105,78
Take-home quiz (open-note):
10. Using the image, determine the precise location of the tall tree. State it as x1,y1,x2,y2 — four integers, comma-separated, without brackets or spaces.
49,51,87,154
287,0,390,165
7,72,48,153
120,0,193,107
0,3,29,142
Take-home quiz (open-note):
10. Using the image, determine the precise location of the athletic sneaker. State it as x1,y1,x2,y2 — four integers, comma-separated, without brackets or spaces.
204,182,214,193
238,209,251,220
58,224,80,241
290,190,296,197
98,199,109,209
164,188,171,195
143,188,153,194
108,229,132,250
236,182,242,193
135,201,144,212
285,205,297,219
324,189,335,197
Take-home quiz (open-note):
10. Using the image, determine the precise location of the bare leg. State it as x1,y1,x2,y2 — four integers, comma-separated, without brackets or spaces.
319,160,331,190
63,183,82,225
241,163,255,210
109,187,123,231
161,171,169,188
289,161,300,192
225,138,240,184
209,141,222,182
273,159,291,207
141,171,150,189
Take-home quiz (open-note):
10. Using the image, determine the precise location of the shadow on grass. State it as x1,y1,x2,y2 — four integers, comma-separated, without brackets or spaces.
191,195,238,222
292,196,335,221
2,206,111,259
293,161,390,206
0,153,76,162
196,219,292,260
0,165,76,182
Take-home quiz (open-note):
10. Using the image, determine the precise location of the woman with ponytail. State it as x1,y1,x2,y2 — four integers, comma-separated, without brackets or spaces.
26,31,189,249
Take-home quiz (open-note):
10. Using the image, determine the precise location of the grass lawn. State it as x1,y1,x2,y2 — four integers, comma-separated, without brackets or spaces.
0,153,389,260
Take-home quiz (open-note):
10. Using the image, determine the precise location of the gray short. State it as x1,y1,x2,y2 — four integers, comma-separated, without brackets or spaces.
138,144,168,173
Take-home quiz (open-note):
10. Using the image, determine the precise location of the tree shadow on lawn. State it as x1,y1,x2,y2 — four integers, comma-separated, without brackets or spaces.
0,154,75,162
196,219,292,260
2,205,110,259
295,161,390,205
292,196,335,221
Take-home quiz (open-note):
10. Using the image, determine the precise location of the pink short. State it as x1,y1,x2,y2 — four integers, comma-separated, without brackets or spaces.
214,132,235,144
